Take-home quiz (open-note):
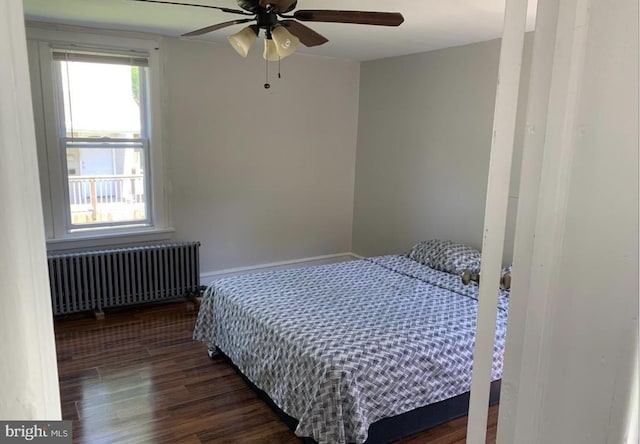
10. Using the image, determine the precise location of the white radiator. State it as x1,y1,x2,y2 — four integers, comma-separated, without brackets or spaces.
47,242,201,315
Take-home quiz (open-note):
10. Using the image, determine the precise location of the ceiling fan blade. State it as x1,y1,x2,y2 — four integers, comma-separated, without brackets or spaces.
279,20,328,47
293,10,404,26
129,0,253,16
181,18,254,37
259,0,297,13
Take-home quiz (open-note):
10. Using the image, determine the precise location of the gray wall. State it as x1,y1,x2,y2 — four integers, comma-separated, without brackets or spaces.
164,39,360,273
352,36,532,263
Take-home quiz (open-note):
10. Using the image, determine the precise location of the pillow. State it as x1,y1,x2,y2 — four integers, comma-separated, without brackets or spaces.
408,239,482,275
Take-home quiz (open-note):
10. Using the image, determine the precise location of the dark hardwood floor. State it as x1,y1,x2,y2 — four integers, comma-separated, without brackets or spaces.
55,302,498,443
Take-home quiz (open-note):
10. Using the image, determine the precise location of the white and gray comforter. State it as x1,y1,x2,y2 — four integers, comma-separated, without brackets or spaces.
193,255,509,444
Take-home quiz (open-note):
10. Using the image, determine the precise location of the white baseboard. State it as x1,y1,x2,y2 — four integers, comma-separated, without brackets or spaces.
200,252,360,284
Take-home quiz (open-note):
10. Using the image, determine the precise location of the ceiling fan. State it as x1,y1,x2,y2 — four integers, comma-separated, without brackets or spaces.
131,0,404,61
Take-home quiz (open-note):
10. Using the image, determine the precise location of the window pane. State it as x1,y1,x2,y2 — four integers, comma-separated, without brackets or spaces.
67,146,147,226
56,55,151,230
59,61,145,138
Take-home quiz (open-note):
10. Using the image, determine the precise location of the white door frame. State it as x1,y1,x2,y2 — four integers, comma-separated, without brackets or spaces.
497,0,592,440
465,0,529,441
470,0,597,442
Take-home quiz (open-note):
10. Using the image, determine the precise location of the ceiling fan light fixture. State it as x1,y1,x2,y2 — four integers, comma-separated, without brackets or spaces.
227,25,258,57
263,38,280,61
271,25,300,59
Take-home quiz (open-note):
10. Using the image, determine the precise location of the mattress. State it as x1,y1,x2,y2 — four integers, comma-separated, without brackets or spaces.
193,255,509,444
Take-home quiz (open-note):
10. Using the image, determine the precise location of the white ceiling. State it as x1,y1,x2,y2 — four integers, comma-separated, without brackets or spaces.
23,0,537,61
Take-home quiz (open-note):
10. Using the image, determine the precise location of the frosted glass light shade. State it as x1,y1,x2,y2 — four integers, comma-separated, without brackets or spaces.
263,39,280,61
228,26,258,58
271,26,300,59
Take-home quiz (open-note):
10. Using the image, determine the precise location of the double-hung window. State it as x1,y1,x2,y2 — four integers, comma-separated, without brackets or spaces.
54,50,151,229
27,29,170,249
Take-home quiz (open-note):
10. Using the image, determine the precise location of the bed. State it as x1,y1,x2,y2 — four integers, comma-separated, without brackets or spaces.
193,251,509,444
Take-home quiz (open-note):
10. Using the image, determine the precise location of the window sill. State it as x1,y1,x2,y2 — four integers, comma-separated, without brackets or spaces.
46,227,175,253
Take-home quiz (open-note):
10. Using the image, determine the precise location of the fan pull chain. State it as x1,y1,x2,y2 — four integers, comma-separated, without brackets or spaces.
264,57,270,89
278,57,281,79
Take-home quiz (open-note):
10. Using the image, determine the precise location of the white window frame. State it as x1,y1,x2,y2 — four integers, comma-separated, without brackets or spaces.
26,25,172,251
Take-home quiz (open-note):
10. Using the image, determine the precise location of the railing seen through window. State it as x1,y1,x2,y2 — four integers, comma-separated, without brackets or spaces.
65,140,147,225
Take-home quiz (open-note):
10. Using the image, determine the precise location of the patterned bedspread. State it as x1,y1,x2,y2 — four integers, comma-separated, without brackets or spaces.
193,255,509,444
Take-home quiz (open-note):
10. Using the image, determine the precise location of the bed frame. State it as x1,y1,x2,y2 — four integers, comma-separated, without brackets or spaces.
215,349,501,444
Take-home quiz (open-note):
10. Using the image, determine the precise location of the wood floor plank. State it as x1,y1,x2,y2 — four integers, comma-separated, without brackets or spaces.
55,302,498,443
